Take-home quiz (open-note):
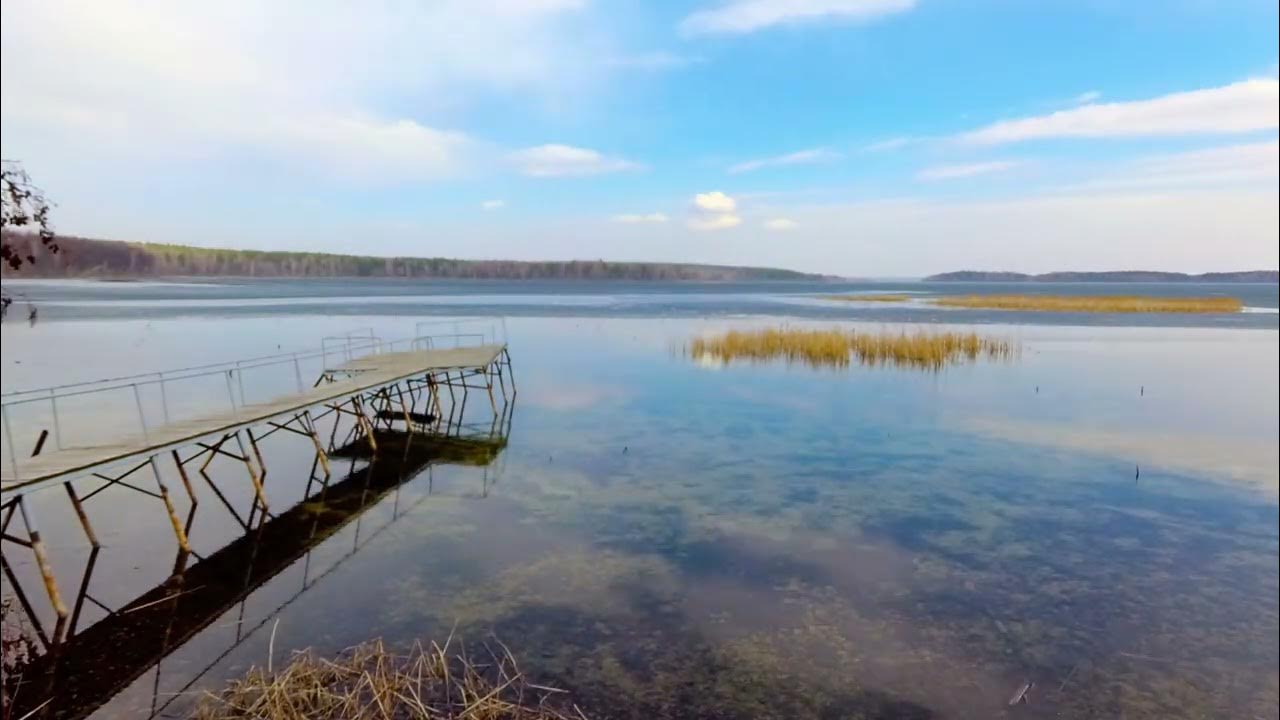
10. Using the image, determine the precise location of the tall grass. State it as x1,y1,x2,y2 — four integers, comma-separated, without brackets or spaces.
932,294,1242,313
192,638,587,719
688,327,1016,371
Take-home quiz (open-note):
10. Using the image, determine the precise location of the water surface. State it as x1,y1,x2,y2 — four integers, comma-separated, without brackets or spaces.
1,280,1276,719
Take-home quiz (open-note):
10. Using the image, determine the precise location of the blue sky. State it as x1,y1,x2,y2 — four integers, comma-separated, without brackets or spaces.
2,0,1277,276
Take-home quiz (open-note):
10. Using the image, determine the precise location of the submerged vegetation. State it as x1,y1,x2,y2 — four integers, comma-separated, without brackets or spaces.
192,639,586,720
688,327,1016,370
931,294,1243,313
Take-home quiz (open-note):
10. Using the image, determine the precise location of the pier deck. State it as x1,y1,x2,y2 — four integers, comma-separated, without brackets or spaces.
1,345,505,493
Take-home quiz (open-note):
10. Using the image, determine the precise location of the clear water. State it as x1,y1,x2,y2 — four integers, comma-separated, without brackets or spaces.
1,280,1276,719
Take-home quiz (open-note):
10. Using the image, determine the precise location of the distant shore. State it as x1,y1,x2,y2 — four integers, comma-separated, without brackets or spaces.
925,270,1278,283
0,232,828,282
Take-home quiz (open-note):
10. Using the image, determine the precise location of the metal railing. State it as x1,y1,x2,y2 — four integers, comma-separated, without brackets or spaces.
1,318,506,477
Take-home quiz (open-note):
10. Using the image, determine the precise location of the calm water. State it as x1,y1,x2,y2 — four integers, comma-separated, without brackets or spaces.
1,279,1277,719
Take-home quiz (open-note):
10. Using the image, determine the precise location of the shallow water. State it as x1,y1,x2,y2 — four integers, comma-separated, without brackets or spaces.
1,280,1277,719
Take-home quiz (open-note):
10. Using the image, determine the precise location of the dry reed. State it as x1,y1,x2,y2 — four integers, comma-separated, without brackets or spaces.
191,638,587,720
688,327,1016,371
931,294,1242,313
820,294,912,303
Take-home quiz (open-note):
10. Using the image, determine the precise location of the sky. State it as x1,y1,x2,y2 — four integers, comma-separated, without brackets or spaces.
1,0,1277,277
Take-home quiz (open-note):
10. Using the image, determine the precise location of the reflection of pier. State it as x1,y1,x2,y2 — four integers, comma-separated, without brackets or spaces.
4,398,513,719
0,323,515,718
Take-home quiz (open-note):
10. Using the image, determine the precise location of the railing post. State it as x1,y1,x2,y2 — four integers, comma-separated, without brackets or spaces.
224,371,238,410
236,362,247,406
158,371,171,423
293,354,304,393
132,384,150,443
49,389,63,450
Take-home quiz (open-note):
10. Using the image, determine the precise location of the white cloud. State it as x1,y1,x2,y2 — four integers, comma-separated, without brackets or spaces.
688,191,741,230
692,191,738,213
1074,90,1102,104
481,199,506,210
728,147,840,174
862,136,917,152
680,0,915,36
728,191,1277,276
613,212,669,223
764,218,798,230
510,144,641,177
917,160,1019,181
1069,140,1279,191
0,0,600,183
961,78,1280,144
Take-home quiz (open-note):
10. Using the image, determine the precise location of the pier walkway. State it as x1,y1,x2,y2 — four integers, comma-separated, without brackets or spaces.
2,345,505,493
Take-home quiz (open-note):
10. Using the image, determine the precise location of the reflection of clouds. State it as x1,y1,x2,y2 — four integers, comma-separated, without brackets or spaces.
967,417,1279,495
692,351,726,370
519,380,630,411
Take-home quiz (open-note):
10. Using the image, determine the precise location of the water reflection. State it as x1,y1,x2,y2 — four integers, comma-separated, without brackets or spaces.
2,403,513,720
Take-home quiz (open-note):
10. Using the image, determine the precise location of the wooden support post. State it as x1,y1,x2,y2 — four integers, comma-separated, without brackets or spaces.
17,497,69,644
172,448,198,505
303,410,331,480
394,382,414,436
352,396,378,455
234,431,269,526
150,456,192,555
64,480,100,548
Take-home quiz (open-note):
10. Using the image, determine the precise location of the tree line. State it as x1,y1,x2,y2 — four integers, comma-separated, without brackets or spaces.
0,232,822,281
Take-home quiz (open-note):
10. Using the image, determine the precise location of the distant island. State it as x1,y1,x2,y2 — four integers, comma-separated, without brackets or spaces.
926,270,1278,283
0,232,826,282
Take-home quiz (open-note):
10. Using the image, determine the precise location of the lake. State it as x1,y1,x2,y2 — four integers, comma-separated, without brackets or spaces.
1,278,1277,719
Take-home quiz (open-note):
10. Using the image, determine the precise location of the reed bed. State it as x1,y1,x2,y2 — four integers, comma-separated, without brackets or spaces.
820,294,912,303
192,638,587,720
688,327,1016,370
931,294,1242,313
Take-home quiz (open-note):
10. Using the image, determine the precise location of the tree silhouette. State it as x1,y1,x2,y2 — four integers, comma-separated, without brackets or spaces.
1,160,58,319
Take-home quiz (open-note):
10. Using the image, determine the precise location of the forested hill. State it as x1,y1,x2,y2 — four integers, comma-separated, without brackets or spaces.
926,270,1279,283
0,232,825,281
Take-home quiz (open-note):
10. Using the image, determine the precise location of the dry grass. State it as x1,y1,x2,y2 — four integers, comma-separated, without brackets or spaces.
821,294,912,303
931,294,1242,313
688,327,1016,371
191,638,587,720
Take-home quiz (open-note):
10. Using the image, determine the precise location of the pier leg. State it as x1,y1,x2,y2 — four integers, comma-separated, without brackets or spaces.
352,396,378,455
64,480,101,548
483,367,498,415
502,348,517,397
171,449,198,506
233,431,270,527
303,410,331,480
394,383,414,435
150,456,193,555
17,497,69,644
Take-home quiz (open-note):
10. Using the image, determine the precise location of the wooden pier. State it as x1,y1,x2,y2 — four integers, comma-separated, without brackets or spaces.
0,327,516,678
